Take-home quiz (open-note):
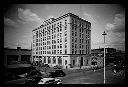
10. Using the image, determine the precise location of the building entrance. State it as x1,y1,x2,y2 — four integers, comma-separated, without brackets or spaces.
81,57,83,66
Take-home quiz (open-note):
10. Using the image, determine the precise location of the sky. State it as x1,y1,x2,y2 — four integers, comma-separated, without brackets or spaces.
4,4,125,51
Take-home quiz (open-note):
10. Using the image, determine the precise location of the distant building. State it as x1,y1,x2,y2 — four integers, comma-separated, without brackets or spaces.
4,47,32,68
88,56,103,68
91,48,117,65
91,48,116,57
115,50,125,62
32,13,91,68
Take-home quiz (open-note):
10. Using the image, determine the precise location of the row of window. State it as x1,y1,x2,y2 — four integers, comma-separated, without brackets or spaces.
34,32,88,45
33,48,90,55
72,50,85,54
33,40,89,51
35,57,62,64
34,49,68,55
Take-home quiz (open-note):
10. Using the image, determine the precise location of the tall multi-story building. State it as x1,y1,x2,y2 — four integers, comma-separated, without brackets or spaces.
32,13,91,68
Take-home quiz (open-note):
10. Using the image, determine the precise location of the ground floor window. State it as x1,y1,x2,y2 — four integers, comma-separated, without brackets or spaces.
73,60,75,65
48,57,51,64
53,57,56,64
87,59,88,65
21,55,30,63
7,55,19,64
44,57,46,63
65,60,67,65
58,57,62,65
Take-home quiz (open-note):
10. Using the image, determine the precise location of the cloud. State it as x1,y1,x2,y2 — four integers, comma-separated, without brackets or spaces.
18,8,43,25
105,12,125,33
4,17,17,27
83,13,96,23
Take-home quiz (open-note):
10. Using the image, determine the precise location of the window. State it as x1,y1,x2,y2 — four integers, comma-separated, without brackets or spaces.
82,50,84,54
65,31,67,36
48,57,51,63
60,50,62,54
65,43,67,48
75,50,77,54
53,57,56,64
75,44,77,49
72,32,74,36
80,39,81,43
65,60,67,65
54,50,56,54
72,37,74,42
65,37,67,42
60,26,62,31
80,33,81,37
60,38,62,43
57,27,59,32
65,20,67,30
75,32,77,36
72,19,74,24
80,50,81,54
75,25,77,31
73,60,75,65
60,44,62,48
65,49,67,54
58,57,62,65
75,38,77,43
44,57,46,63
72,49,74,54
60,33,62,37
57,39,59,43
58,45,59,49
80,45,81,48
57,50,59,54
57,33,59,38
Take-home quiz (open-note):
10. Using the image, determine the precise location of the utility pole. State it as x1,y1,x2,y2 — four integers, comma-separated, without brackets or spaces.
102,31,107,84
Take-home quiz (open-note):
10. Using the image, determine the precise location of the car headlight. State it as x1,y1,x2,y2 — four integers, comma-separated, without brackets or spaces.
58,79,61,82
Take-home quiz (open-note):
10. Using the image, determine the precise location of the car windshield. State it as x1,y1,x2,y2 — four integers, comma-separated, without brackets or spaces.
46,80,55,83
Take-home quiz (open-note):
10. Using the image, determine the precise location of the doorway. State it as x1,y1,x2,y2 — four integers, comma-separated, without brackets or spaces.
81,57,83,66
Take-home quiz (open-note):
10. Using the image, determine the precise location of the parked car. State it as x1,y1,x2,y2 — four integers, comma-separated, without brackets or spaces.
49,70,66,77
26,70,42,78
18,73,28,78
53,65,62,69
4,72,21,82
38,78,62,84
41,64,50,67
112,61,125,73
25,76,42,84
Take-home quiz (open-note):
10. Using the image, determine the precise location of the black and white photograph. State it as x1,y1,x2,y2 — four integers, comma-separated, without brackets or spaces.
3,4,125,84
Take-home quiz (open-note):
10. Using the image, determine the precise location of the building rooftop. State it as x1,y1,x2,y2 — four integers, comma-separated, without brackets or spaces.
4,47,32,51
33,13,91,31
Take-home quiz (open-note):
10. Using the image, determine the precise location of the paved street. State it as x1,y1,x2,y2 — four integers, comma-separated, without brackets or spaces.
56,66,125,84
4,65,125,84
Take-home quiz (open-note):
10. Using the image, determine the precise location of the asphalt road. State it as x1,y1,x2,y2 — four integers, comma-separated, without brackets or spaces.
4,65,125,84
56,66,125,84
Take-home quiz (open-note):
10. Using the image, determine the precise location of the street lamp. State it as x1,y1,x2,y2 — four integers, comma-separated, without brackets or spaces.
102,31,107,84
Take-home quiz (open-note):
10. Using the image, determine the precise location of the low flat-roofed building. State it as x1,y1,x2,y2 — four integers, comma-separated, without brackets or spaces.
4,47,32,68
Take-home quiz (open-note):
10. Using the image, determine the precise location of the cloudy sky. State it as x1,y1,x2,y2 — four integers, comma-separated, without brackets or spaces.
4,4,125,51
